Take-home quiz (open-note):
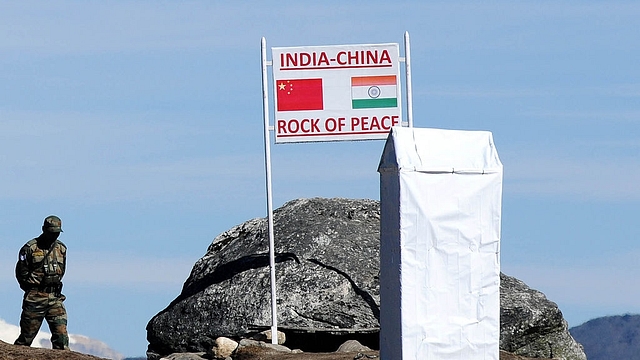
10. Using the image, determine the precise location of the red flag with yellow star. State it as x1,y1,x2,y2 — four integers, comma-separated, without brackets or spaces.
276,78,324,111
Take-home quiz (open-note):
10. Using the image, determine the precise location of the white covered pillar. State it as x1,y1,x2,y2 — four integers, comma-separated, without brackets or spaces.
378,127,503,360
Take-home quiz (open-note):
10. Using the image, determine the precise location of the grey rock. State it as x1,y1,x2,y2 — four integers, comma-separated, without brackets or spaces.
210,337,238,359
500,273,586,360
251,330,286,345
147,198,380,355
147,197,585,360
337,340,373,353
159,352,206,360
146,350,162,360
237,339,292,353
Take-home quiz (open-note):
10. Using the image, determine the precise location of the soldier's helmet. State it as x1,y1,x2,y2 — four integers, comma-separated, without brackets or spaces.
43,215,63,233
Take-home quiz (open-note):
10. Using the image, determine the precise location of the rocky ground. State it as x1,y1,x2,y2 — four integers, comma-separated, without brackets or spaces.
0,340,546,360
0,340,107,360
233,347,541,360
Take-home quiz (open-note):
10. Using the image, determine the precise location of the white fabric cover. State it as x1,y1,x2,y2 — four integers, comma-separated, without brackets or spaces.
378,127,502,360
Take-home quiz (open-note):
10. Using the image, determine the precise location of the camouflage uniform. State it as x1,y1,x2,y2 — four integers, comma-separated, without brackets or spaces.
14,215,69,350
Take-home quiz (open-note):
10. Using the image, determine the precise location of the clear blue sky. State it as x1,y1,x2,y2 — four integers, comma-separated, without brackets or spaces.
1,1,639,357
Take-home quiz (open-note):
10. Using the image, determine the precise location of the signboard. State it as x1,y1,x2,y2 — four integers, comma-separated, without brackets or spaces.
272,43,402,143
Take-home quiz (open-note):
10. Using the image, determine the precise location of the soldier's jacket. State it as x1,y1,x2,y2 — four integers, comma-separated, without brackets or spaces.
15,238,67,291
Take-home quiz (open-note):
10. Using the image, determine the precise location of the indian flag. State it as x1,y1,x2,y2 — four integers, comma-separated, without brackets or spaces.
351,75,398,109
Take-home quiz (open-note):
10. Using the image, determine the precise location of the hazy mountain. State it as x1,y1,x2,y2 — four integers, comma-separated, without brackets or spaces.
570,314,640,360
0,318,124,360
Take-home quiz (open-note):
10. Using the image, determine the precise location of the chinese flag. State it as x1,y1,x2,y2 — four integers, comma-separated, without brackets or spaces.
276,78,324,111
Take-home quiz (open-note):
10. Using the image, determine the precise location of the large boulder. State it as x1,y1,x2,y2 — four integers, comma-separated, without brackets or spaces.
147,198,380,355
147,197,586,360
500,274,586,360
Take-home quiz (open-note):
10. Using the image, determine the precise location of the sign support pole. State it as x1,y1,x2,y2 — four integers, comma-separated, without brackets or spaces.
261,36,278,344
404,31,414,128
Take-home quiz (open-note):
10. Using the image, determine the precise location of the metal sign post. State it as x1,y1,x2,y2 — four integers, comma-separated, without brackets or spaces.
260,37,278,344
260,34,413,345
403,31,414,128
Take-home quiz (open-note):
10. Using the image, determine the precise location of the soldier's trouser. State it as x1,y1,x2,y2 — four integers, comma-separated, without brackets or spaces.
14,290,69,350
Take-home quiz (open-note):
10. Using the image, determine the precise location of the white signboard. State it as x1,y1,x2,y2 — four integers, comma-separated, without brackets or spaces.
272,43,402,143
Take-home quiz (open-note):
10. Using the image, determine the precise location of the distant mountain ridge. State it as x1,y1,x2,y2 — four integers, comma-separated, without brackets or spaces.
570,314,640,360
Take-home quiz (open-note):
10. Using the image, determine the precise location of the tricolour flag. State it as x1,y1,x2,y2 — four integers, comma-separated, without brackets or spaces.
276,78,324,111
351,75,397,109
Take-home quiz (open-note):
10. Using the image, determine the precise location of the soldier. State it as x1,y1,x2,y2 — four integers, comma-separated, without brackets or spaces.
14,215,69,350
